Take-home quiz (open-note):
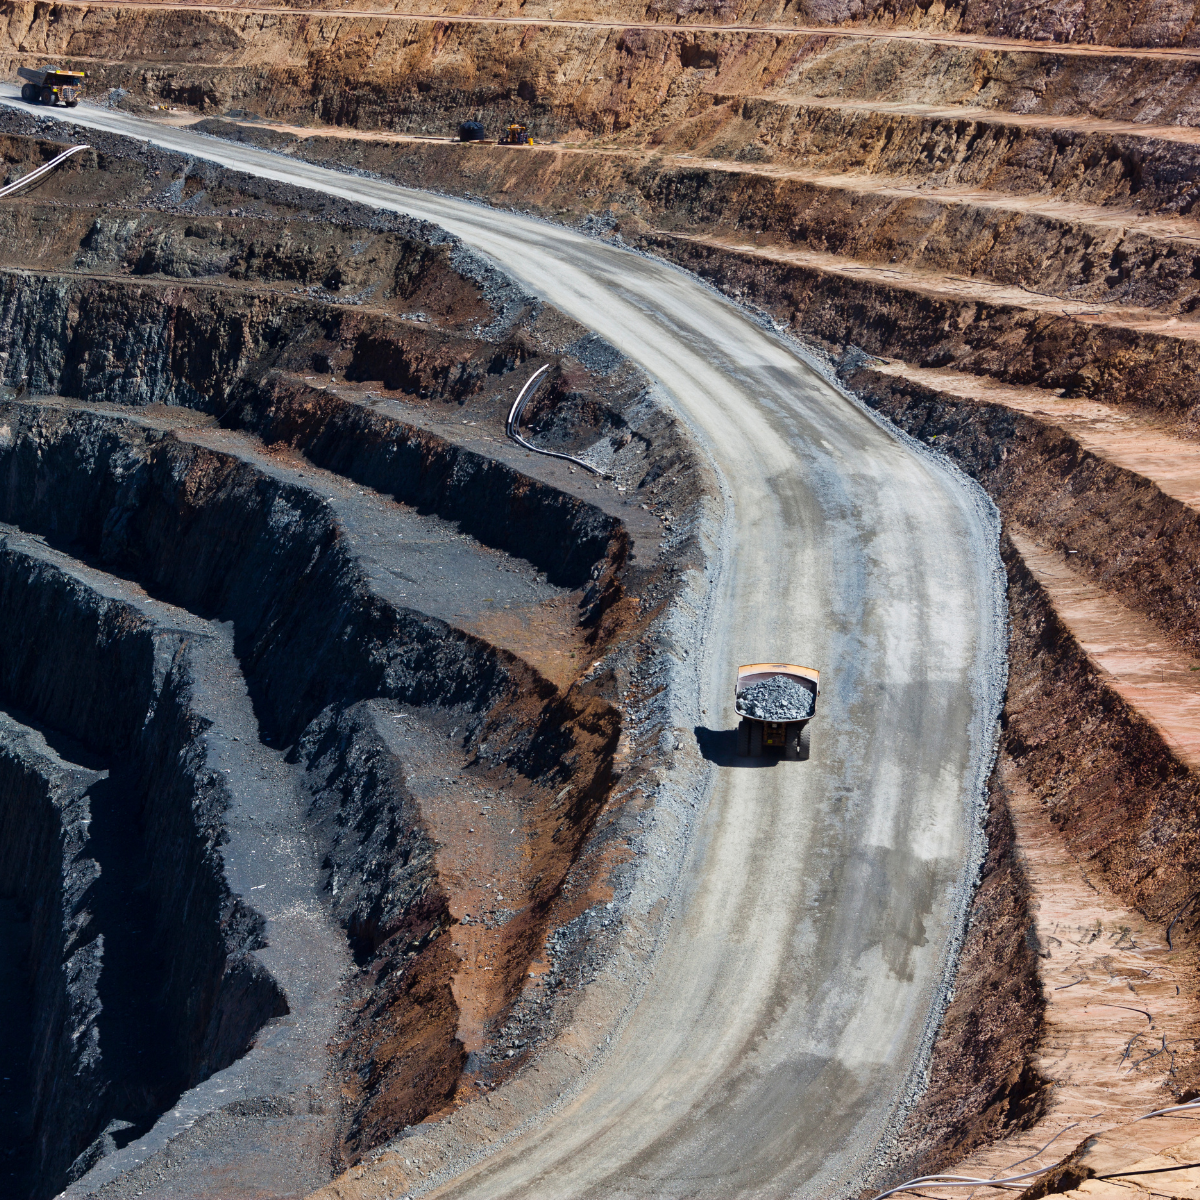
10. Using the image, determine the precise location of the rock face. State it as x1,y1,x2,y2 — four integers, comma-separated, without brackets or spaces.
0,712,104,1197
0,130,707,1197
4,0,1200,1185
0,532,289,1195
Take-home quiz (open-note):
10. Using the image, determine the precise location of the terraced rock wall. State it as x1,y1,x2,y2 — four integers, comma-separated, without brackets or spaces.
13,0,1200,1179
12,5,1200,136
0,535,289,1196
846,369,1200,914
0,128,706,1197
840,358,1200,1177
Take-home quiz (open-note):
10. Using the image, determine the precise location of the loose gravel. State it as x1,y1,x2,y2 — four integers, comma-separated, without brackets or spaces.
737,675,816,721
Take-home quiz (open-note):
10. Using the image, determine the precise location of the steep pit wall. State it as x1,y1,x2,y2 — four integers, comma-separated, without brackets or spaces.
0,712,103,1199
245,373,627,596
654,95,1200,212
0,262,633,625
0,540,288,1103
0,270,498,416
0,409,509,739
0,389,628,1184
11,5,1200,139
0,532,288,1197
996,534,1200,965
0,122,714,1192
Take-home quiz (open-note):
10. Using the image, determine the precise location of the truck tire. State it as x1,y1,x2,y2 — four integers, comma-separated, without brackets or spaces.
736,720,750,757
749,722,763,757
784,724,801,761
20,83,37,102
784,723,810,761
67,98,78,108
40,87,53,105
799,723,811,761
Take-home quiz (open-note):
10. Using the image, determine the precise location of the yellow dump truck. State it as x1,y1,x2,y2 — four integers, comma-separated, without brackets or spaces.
500,122,533,145
18,66,85,107
735,663,819,761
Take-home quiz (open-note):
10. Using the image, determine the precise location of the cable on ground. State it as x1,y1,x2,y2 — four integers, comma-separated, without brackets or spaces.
0,143,90,198
506,363,607,476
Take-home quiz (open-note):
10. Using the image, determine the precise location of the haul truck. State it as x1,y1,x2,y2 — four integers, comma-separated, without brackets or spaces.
18,66,85,107
500,122,533,145
735,663,819,761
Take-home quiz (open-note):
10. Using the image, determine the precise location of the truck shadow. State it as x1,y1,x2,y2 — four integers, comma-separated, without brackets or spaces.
693,725,779,767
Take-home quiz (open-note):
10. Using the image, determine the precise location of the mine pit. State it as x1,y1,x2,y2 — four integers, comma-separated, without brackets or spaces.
0,126,706,1198
11,1,1200,1192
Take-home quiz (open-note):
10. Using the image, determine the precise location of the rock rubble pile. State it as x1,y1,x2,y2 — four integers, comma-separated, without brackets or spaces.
738,675,815,721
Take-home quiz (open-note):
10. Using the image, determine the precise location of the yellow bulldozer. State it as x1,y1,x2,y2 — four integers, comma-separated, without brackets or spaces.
500,122,534,145
18,65,85,107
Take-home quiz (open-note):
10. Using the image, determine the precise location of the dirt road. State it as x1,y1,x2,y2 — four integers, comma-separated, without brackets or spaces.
5,96,1007,1197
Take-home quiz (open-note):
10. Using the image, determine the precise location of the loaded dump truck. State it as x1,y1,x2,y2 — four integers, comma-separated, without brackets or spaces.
500,122,533,145
18,66,84,107
735,663,819,761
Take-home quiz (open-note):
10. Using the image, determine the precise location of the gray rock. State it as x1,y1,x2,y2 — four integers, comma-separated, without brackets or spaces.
738,675,815,721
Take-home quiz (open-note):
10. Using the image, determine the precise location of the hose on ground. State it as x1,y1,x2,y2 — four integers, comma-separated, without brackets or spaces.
505,363,607,477
876,1098,1200,1199
0,144,90,198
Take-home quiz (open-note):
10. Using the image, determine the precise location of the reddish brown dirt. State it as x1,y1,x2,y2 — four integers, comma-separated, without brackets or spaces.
862,363,1200,508
939,750,1200,1200
335,934,466,1163
1011,531,1200,770
893,761,1049,1180
896,534,1200,1198
23,0,1200,55
455,596,593,690
15,0,1200,1180
843,366,1200,660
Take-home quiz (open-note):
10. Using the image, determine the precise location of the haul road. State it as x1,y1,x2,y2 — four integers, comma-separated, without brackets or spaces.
3,92,1007,1199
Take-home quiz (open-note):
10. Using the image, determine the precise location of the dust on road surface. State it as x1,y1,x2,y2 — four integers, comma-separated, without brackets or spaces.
4,93,1008,1197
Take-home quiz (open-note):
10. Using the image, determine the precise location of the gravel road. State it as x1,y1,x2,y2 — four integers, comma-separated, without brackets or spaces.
4,94,1007,1199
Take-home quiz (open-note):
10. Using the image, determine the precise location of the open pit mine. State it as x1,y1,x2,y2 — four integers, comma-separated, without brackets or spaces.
3,0,1200,1197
